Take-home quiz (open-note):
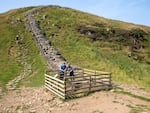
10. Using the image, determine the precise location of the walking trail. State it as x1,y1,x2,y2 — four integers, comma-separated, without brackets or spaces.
1,6,150,113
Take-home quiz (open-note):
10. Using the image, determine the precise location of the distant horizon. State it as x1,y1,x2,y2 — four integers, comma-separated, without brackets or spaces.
0,0,150,26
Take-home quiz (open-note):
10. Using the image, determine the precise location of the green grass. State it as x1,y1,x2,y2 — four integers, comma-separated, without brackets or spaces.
0,10,23,89
127,104,150,113
0,7,46,90
35,7,150,91
21,54,46,87
0,6,150,91
113,87,150,102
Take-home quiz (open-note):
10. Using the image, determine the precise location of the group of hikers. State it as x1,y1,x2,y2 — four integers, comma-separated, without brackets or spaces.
58,62,74,80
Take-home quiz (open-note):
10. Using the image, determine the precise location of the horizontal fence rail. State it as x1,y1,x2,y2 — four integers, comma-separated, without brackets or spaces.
45,74,66,99
45,69,112,99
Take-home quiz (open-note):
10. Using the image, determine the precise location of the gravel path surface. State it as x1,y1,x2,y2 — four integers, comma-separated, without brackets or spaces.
0,87,149,113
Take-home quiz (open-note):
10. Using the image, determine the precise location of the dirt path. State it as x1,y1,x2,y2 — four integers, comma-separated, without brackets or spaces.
118,84,150,99
0,87,149,113
6,44,32,90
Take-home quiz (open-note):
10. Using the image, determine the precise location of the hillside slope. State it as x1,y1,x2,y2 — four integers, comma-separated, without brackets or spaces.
0,7,46,90
34,6,150,90
0,6,150,91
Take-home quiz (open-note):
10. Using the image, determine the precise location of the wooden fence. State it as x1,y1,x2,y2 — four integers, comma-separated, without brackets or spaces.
45,69,112,99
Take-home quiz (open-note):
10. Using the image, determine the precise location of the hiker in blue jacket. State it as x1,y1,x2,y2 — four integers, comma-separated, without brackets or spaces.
59,62,67,79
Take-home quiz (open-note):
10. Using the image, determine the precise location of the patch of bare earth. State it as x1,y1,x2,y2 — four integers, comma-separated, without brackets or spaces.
0,87,150,113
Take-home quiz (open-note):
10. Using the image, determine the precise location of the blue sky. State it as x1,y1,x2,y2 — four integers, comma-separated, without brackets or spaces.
0,0,150,26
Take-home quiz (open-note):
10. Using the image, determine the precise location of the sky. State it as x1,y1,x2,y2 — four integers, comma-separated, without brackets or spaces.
0,0,150,26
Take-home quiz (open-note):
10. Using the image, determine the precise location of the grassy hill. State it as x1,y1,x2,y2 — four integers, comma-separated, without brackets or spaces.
0,7,46,90
0,6,150,91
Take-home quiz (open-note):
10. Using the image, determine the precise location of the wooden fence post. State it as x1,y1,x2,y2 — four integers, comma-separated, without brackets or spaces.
89,75,92,92
109,73,112,88
94,71,96,85
64,76,67,99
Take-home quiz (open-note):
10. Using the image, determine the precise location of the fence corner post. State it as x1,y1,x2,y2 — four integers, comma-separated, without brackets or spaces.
89,75,92,92
64,76,67,100
109,72,112,88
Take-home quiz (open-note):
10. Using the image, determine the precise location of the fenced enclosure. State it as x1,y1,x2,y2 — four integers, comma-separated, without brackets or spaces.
45,69,112,99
